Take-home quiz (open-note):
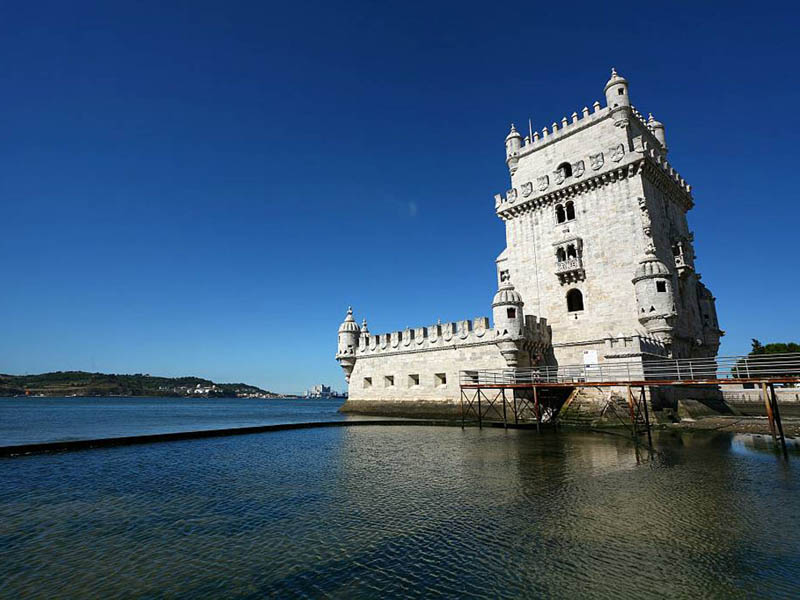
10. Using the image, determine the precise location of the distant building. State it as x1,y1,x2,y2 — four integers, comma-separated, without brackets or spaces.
305,384,344,398
306,384,331,397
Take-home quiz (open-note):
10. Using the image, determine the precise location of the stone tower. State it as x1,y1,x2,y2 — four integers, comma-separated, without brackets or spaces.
494,69,722,365
335,69,723,417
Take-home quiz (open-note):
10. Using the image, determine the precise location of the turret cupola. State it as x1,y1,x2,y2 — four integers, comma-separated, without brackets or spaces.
648,113,667,154
335,307,361,382
604,68,631,127
505,123,522,174
492,279,526,367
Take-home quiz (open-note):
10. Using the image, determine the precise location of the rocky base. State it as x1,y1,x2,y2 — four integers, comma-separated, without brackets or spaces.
339,400,461,420
666,416,800,437
558,387,634,429
556,385,772,430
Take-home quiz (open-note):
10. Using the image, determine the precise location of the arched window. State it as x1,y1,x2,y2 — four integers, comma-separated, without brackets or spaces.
567,244,577,259
567,288,584,312
565,201,575,221
557,162,573,178
556,204,566,223
556,247,566,262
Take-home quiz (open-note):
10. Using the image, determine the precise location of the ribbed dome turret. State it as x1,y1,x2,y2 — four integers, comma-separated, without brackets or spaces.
338,307,361,334
633,249,671,282
648,113,667,152
505,123,522,142
493,280,524,307
604,67,627,93
647,113,663,129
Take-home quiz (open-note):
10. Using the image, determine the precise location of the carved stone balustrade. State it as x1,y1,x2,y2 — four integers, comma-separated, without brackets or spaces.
556,257,585,284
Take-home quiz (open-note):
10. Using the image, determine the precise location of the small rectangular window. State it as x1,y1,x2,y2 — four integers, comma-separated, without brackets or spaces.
507,307,516,318
363,377,372,388
384,375,394,387
408,374,419,387
656,281,667,293
435,373,447,387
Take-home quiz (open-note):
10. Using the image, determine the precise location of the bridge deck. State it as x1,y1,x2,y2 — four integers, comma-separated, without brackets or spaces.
458,353,800,459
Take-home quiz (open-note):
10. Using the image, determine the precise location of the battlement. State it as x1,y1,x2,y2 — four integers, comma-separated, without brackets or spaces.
639,145,691,194
508,95,666,164
603,333,671,360
358,317,492,357
514,101,609,158
354,315,550,358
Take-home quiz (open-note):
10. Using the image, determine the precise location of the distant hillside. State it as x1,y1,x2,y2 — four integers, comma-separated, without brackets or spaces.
0,371,284,398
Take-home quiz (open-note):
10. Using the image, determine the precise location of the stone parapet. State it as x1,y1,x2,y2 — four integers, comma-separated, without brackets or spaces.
356,315,550,359
516,104,610,157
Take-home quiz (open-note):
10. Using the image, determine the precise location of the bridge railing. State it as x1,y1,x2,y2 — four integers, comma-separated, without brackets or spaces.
459,353,800,386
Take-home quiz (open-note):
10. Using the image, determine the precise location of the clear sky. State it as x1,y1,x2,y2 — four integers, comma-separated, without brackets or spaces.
1,1,798,394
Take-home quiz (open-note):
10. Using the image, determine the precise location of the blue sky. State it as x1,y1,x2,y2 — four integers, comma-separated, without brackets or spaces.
1,1,798,394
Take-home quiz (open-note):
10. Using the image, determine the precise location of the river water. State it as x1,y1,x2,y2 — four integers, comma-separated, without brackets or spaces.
1,400,799,598
0,397,352,445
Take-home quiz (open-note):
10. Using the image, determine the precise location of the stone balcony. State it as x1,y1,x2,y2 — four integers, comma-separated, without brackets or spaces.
556,257,585,284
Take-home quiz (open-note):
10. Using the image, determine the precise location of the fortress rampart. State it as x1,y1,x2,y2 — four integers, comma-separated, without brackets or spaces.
357,316,550,358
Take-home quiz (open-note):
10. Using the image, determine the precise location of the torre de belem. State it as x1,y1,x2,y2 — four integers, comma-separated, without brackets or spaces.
337,69,723,417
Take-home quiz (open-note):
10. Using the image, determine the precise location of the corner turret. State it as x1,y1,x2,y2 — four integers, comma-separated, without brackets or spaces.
505,123,522,174
648,113,667,154
336,307,360,382
604,68,630,127
632,250,676,349
492,279,525,336
492,278,526,367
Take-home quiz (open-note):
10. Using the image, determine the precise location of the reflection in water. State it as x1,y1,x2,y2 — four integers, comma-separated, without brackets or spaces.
0,427,798,598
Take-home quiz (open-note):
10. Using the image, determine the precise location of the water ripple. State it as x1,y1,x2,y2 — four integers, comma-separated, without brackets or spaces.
1,428,798,599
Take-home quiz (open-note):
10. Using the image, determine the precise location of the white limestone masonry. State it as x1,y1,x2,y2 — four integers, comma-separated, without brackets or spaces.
337,69,723,411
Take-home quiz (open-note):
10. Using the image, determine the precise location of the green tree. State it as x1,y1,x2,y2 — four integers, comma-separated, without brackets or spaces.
735,339,800,381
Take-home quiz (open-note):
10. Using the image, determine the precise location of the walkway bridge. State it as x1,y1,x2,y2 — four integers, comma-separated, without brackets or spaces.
459,353,800,457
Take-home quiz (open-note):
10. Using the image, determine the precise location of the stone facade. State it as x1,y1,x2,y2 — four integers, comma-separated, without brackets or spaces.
337,69,723,414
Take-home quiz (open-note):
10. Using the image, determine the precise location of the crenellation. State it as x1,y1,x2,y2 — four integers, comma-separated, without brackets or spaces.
514,103,610,158
355,316,503,358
